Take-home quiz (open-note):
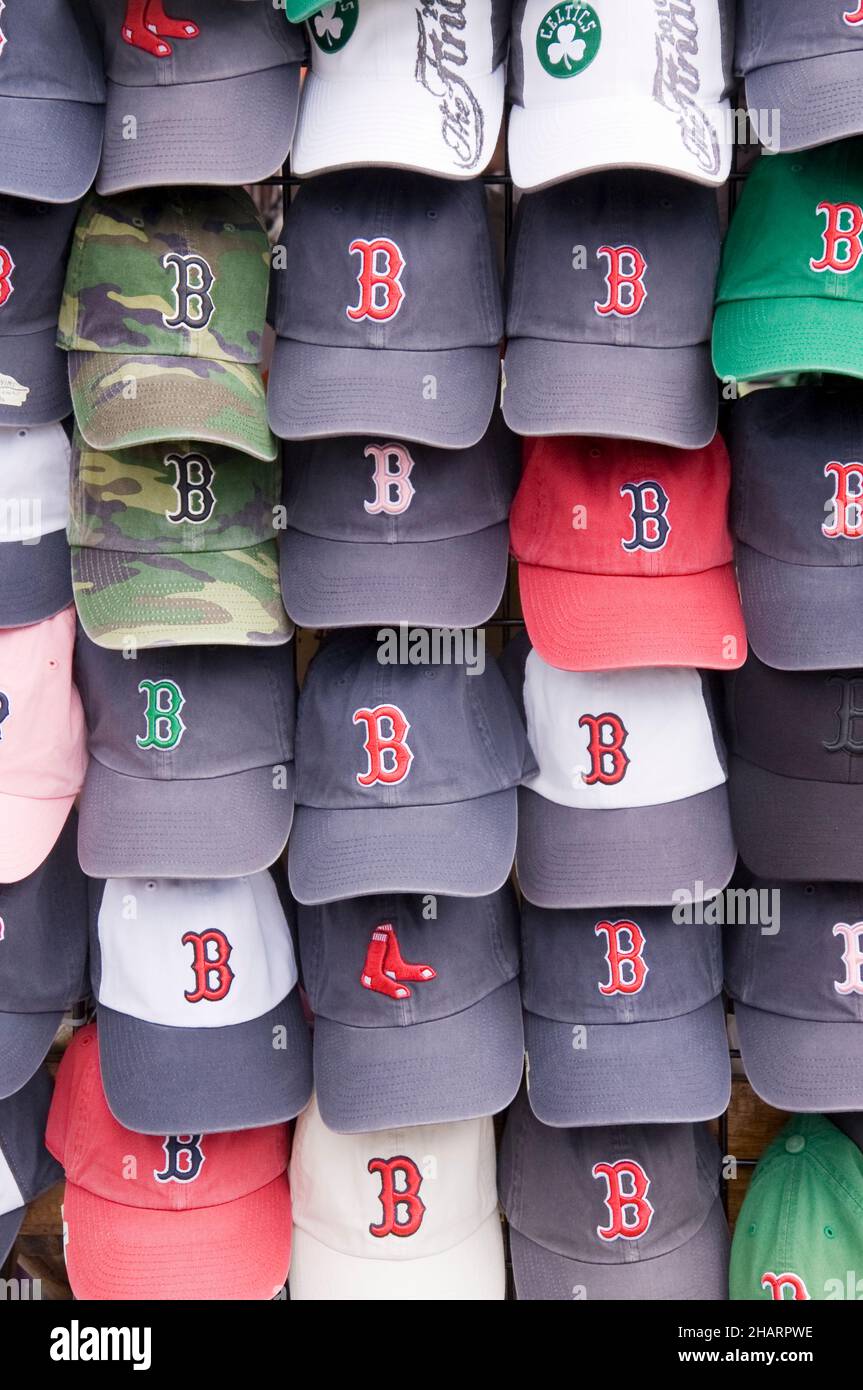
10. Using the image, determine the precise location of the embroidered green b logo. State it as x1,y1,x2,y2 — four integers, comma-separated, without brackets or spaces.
310,1,358,53
537,3,602,78
137,679,186,751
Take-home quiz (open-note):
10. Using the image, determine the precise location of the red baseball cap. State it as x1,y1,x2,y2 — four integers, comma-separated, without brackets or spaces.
510,435,747,672
46,1024,292,1301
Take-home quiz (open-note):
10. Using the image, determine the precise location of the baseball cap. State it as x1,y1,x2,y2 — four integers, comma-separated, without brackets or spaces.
89,0,305,195
69,429,291,650
267,170,504,449
510,433,746,671
713,142,863,384
507,0,734,192
289,1095,505,1300
0,1067,63,1267
292,0,507,179
46,1022,293,1301
0,197,79,426
279,413,520,629
730,1114,863,1302
58,187,277,461
503,172,721,446
0,0,104,202
91,872,312,1134
289,630,534,904
499,1091,729,1300
726,879,863,1111
0,606,87,885
522,902,730,1127
501,635,736,908
737,0,863,153
0,812,88,1099
298,885,523,1133
0,422,71,627
727,655,863,880
75,636,295,879
731,384,863,671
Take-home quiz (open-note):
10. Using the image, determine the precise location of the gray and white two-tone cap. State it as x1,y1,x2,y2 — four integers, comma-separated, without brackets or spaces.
0,422,71,626
0,1067,63,1266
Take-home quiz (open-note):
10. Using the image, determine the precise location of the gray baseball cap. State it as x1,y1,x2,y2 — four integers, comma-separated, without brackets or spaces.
298,885,523,1133
499,1091,730,1301
726,879,863,1112
522,902,730,1127
0,811,89,1100
0,1066,63,1266
0,0,104,202
503,172,720,447
289,630,536,904
737,1,863,152
731,384,863,671
267,170,504,448
0,197,79,426
727,655,863,881
279,412,520,629
75,633,296,878
88,0,305,195
0,421,71,627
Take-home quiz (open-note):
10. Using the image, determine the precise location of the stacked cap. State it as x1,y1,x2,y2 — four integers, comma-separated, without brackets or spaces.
0,1068,63,1266
88,0,305,194
510,434,745,671
75,636,295,879
58,187,277,461
499,1091,730,1300
289,1095,505,1300
298,886,523,1133
46,1024,293,1301
0,423,71,628
289,630,534,904
503,172,720,446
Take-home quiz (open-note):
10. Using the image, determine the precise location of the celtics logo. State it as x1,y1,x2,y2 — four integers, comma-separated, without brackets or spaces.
537,3,601,78
137,679,186,751
310,1,358,53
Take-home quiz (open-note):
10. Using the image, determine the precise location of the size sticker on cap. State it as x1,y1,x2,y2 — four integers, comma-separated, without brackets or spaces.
536,3,601,79
0,374,28,408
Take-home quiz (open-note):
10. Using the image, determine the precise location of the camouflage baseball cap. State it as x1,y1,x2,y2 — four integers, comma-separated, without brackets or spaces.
69,428,291,650
58,187,277,461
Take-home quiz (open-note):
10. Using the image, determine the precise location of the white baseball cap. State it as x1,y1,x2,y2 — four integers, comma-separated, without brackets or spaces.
507,0,734,191
291,0,509,179
0,422,71,626
288,1095,506,1300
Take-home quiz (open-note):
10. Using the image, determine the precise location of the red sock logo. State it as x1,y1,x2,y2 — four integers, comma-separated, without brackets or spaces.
595,245,647,317
594,920,648,996
354,704,414,786
810,202,863,274
182,930,235,1003
368,1157,426,1238
593,1160,654,1242
122,1,199,57
347,238,405,322
579,713,630,785
360,923,436,1000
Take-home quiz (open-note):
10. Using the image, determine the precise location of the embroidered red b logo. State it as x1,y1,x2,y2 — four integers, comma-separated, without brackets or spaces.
844,2,863,25
810,202,863,274
579,713,630,786
761,1271,810,1301
823,461,863,539
364,443,416,515
354,704,414,786
833,921,863,996
593,1160,654,1242
368,1156,426,1238
595,920,648,996
347,238,405,322
595,245,647,317
182,930,235,1003
0,247,14,309
361,922,436,1000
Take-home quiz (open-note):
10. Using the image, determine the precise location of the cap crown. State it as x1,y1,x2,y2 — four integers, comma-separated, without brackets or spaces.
0,1068,63,1216
0,0,105,103
0,423,70,540
737,0,863,72
0,607,87,802
46,1024,289,1210
0,814,88,1014
0,196,79,340
728,656,863,786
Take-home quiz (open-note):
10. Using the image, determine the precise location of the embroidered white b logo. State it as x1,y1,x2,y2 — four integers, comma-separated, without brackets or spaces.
363,443,416,516
834,921,863,996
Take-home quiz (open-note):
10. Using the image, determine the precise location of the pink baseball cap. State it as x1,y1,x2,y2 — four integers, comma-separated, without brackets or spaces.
0,605,87,882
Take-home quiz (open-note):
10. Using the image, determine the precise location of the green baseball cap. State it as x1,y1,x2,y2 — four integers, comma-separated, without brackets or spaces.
713,141,863,384
58,187,277,462
69,428,291,650
284,3,324,20
730,1115,863,1302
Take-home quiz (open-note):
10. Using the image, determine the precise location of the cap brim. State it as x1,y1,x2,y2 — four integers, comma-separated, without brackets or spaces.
292,67,504,179
97,66,300,195
97,988,312,1134
0,793,75,884
713,296,863,383
509,1194,729,1301
68,351,277,461
0,531,72,628
314,978,524,1133
517,562,746,672
745,50,863,153
524,996,731,1128
508,97,731,192
0,96,103,202
62,1174,292,1301
516,784,736,909
289,788,517,904
0,326,72,426
267,339,500,449
729,755,863,881
289,1208,505,1301
737,541,863,671
0,1205,25,1267
78,760,294,878
280,523,510,629
734,1002,863,1112
502,339,718,449
0,1009,63,1100
72,542,292,650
